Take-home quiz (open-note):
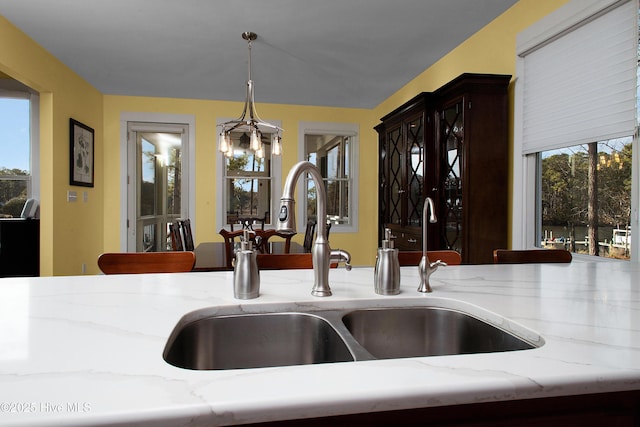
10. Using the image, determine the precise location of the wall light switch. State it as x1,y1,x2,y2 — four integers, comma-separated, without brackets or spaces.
83,191,88,202
67,190,77,202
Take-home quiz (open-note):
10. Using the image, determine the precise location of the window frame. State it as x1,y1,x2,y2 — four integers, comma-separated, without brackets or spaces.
513,0,639,263
299,121,359,234
216,118,282,231
0,81,40,209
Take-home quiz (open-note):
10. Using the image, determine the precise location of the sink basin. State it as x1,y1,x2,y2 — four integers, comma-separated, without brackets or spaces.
164,299,541,370
163,312,354,370
342,307,535,359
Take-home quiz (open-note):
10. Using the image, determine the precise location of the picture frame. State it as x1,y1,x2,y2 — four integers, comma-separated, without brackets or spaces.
69,118,94,187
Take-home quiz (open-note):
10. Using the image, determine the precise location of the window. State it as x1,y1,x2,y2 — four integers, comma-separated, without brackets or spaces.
0,81,38,218
301,122,358,233
514,0,638,261
218,129,282,229
539,138,632,260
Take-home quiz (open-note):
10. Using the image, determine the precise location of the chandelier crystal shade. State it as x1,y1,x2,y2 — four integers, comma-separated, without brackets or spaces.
217,32,283,159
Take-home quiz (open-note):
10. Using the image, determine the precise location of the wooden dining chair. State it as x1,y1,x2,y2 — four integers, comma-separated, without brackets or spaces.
303,220,316,252
178,219,194,251
397,250,462,266
97,251,196,274
255,229,295,254
257,253,313,270
303,220,331,252
236,211,268,231
256,253,338,270
169,222,184,251
492,249,572,264
220,228,296,268
219,228,246,269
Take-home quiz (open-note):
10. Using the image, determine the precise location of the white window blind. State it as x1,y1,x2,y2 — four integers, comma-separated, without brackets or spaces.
520,0,636,154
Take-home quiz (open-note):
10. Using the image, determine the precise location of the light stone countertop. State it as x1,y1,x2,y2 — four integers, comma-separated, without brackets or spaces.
0,259,639,426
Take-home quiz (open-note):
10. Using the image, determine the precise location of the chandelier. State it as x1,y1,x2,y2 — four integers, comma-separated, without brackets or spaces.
217,32,283,159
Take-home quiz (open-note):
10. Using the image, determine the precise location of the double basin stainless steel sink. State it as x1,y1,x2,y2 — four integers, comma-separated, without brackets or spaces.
163,299,543,370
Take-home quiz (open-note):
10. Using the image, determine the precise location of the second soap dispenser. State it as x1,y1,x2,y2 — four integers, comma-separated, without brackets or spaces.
233,229,260,299
374,228,400,295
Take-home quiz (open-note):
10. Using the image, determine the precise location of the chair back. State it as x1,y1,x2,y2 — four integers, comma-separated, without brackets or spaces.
230,211,268,231
397,250,462,266
304,220,331,251
303,221,317,252
178,219,194,251
255,229,294,254
238,212,269,230
98,251,195,274
257,253,313,270
493,249,572,264
220,228,296,268
219,228,246,269
169,222,184,251
256,253,338,270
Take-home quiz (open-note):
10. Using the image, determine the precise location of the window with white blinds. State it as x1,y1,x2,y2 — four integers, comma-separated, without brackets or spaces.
518,0,637,154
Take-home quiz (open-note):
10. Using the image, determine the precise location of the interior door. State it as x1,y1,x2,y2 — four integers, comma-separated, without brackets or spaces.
127,122,188,252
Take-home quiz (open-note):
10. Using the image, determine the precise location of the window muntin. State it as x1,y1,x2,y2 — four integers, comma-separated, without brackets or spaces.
304,134,351,226
0,96,31,217
538,138,632,260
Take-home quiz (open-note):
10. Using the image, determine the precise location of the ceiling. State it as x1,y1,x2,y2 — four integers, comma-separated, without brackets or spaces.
0,0,518,109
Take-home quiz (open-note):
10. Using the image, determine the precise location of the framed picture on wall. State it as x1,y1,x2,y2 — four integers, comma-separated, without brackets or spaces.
69,118,94,187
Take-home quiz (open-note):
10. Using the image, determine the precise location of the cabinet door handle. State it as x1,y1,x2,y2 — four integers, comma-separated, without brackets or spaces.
407,238,417,243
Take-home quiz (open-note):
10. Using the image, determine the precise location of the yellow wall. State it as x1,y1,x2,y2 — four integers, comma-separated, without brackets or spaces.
0,0,569,275
0,15,104,276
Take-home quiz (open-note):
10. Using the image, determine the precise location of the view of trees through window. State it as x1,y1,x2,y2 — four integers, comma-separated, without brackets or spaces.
0,97,30,218
224,132,272,225
305,134,350,225
540,138,632,260
137,132,182,252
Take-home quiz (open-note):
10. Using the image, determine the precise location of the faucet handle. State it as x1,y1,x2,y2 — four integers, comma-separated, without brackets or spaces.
431,259,447,268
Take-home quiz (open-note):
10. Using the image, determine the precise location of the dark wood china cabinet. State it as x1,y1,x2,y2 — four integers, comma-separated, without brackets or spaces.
376,73,510,264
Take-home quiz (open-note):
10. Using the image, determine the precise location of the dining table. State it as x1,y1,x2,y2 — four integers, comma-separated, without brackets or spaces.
193,241,305,271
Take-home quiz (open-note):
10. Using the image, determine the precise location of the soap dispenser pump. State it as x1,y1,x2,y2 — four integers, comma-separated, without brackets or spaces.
374,228,400,295
233,229,260,299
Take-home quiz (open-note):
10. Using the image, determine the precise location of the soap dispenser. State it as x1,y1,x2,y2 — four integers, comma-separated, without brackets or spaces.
374,228,400,295
233,229,260,299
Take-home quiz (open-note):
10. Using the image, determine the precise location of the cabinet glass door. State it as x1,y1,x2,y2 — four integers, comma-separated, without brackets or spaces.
440,103,463,253
406,116,424,226
387,126,403,225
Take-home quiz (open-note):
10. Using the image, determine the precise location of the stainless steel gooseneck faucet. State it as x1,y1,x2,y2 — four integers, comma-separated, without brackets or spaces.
418,197,446,293
277,161,351,297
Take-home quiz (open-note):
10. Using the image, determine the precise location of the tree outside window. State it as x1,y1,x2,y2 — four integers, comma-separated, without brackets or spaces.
540,137,632,260
224,132,273,225
305,134,351,226
0,97,30,218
